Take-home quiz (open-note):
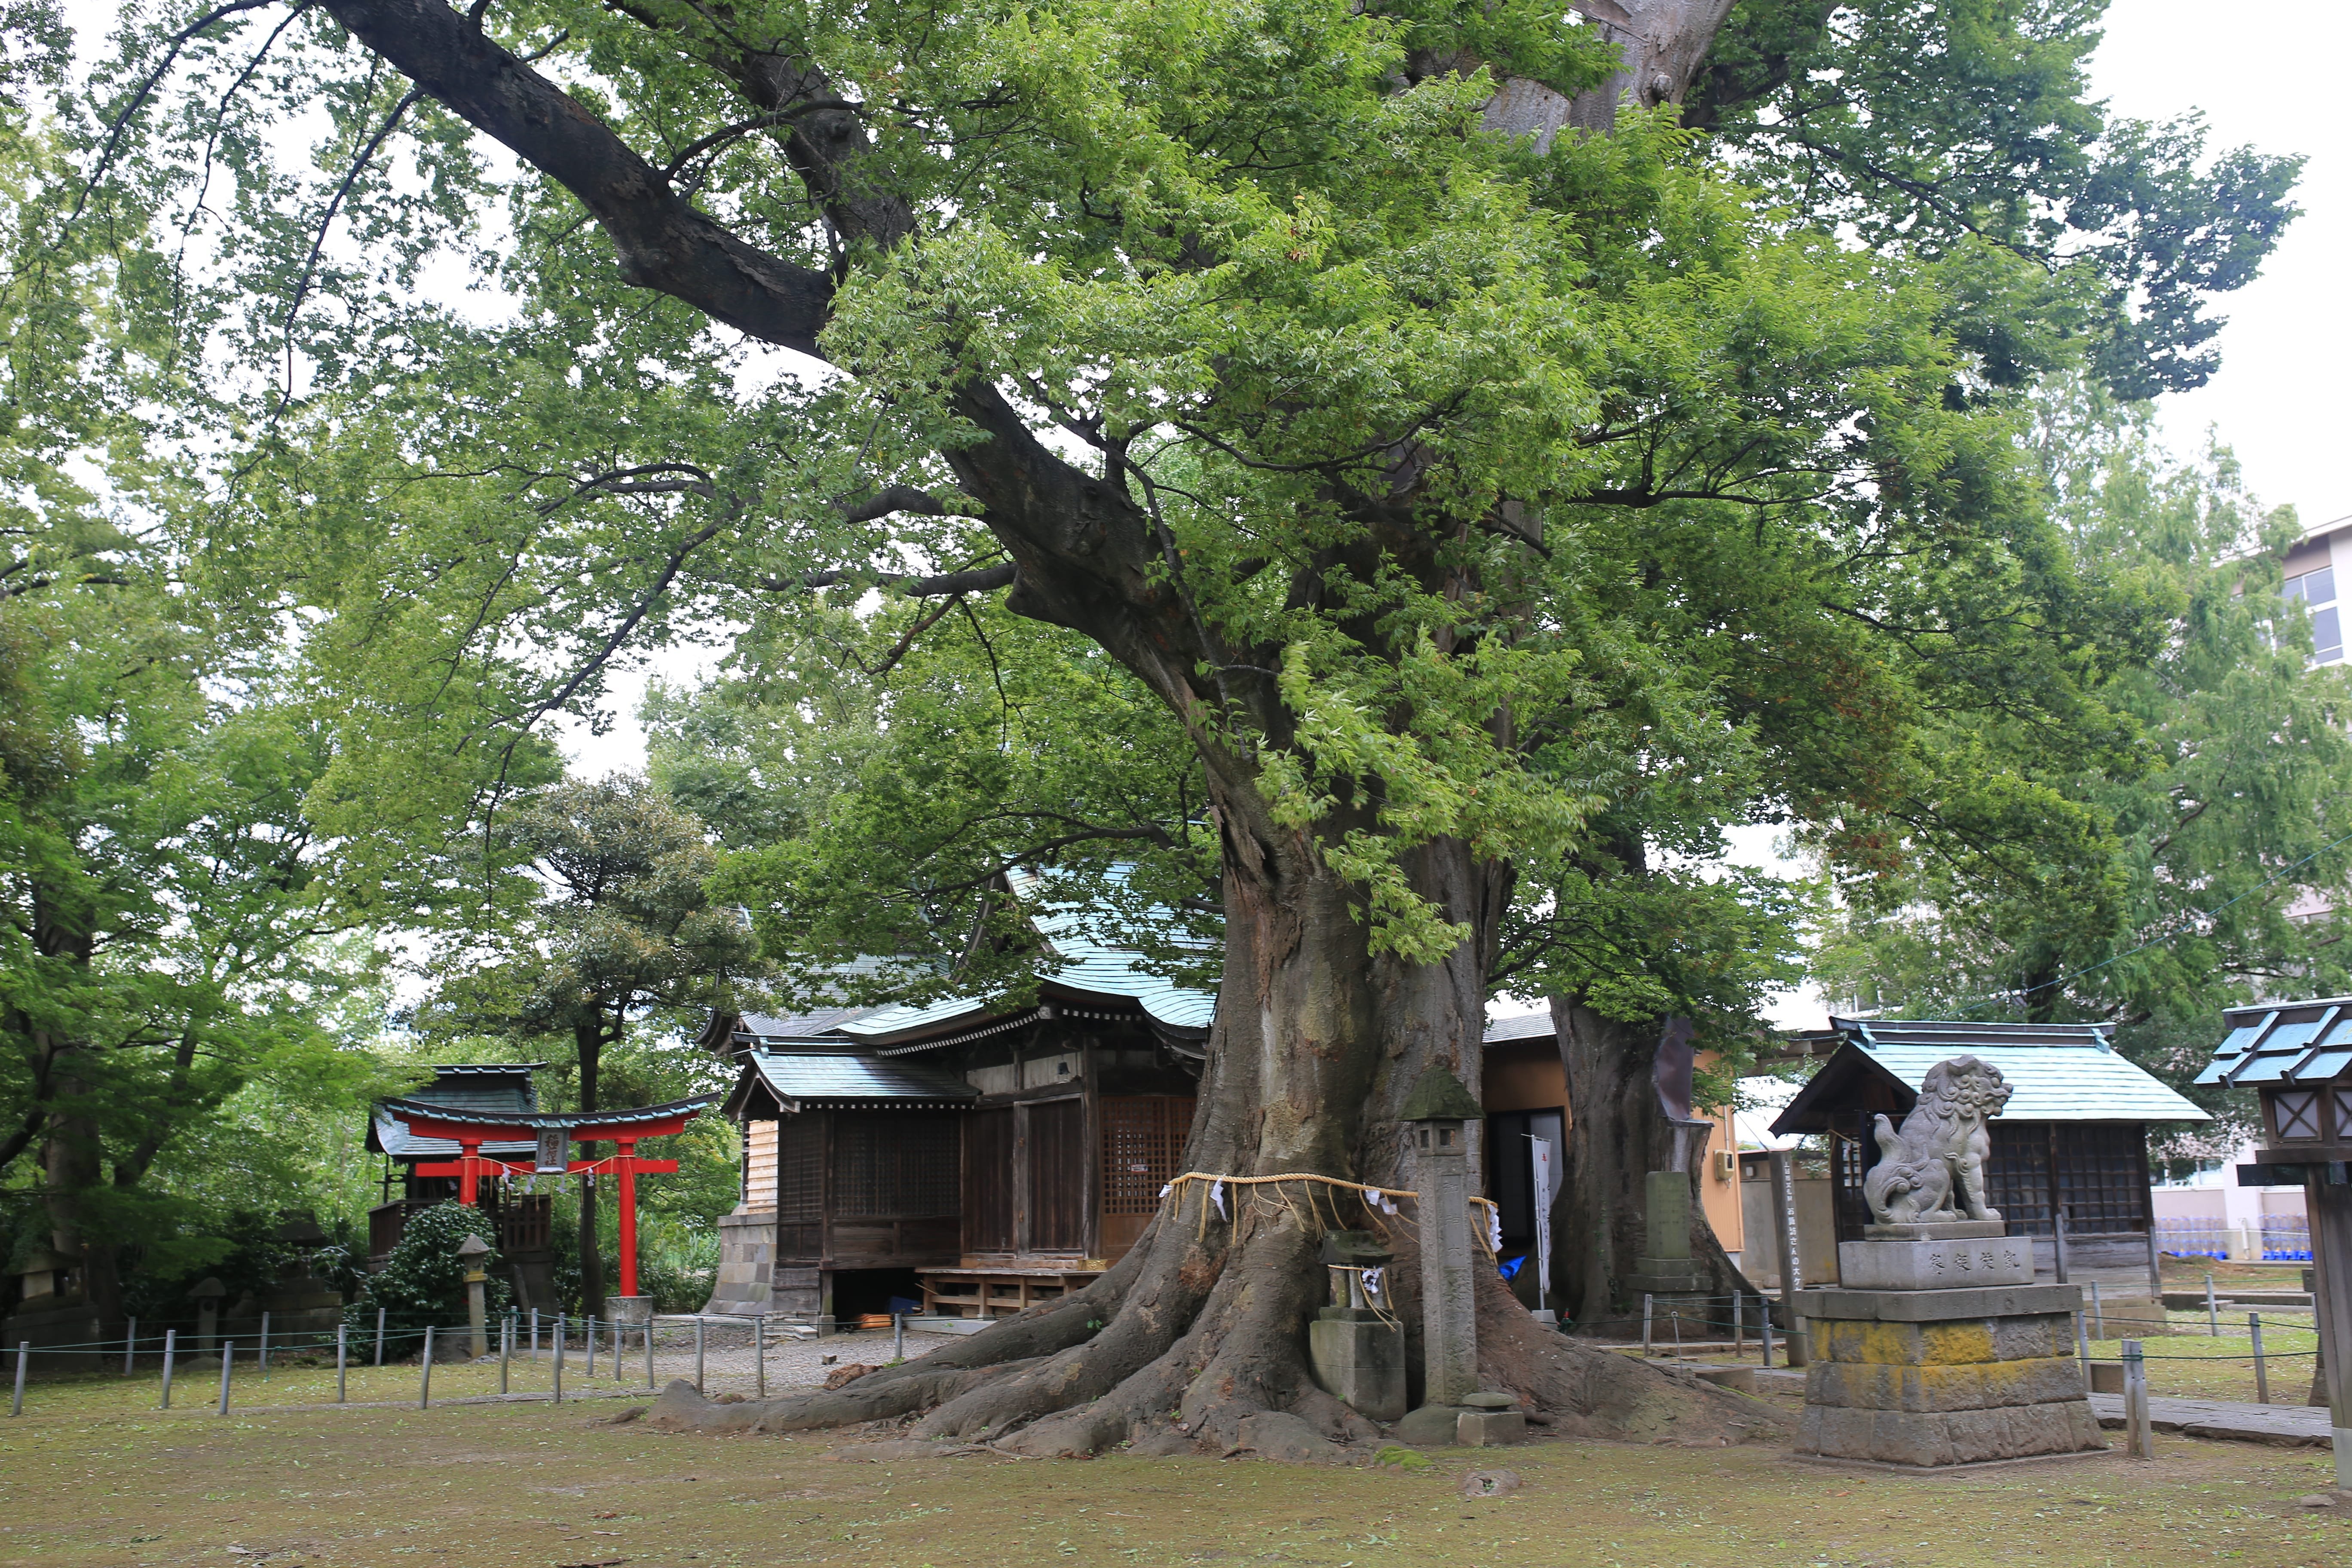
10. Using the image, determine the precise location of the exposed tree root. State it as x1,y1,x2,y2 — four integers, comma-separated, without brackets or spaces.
645,1199,1788,1460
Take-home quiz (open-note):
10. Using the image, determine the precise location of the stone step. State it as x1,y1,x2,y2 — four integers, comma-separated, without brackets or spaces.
2085,1392,2328,1446
2159,1290,2313,1311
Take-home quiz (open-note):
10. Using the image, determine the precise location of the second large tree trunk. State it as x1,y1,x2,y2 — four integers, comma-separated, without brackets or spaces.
1549,1000,1759,1331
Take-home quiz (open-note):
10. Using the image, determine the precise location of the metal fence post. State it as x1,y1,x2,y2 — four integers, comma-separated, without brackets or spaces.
259,1311,270,1381
754,1314,766,1400
2250,1312,2269,1405
11,1341,25,1416
420,1325,434,1410
1760,1311,1774,1369
2076,1310,2092,1383
643,1318,654,1389
531,1308,539,1359
2122,1338,2153,1458
374,1308,386,1367
2205,1272,2219,1336
586,1317,597,1379
500,1315,511,1396
337,1323,348,1404
161,1329,177,1409
694,1317,705,1393
1732,1291,1745,1358
124,1317,137,1377
893,1313,904,1363
553,1313,564,1404
2089,1281,2104,1341
1642,1294,1654,1358
217,1343,234,1416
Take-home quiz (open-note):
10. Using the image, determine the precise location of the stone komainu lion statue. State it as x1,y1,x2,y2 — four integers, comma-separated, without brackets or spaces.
1862,1055,2014,1225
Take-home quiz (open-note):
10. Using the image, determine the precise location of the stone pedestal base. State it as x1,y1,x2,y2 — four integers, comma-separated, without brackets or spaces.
1837,1235,2034,1291
699,1209,777,1315
1792,1283,2104,1467
1308,1309,1406,1423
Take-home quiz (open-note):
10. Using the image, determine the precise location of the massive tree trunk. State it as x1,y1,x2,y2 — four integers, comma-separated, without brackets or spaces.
650,833,1779,1453
1549,1001,1760,1331
312,0,1765,1452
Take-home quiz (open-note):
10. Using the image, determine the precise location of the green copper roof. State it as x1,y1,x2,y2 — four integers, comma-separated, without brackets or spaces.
1398,1065,1482,1122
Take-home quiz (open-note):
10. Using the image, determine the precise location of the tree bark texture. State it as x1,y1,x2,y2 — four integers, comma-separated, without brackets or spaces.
1548,1000,1760,1330
310,0,1763,1452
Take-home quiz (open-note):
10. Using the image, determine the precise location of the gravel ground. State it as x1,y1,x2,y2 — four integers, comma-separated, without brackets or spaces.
497,1315,973,1396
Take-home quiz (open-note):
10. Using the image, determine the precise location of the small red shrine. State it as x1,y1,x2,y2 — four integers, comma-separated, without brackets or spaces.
372,1070,714,1311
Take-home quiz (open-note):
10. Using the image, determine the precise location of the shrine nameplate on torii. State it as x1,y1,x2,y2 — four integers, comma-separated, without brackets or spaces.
383,1093,717,1304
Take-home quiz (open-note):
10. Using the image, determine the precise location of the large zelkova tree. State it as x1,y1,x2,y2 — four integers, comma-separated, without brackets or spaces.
1813,386,2352,1157
53,0,2291,1448
424,776,754,1316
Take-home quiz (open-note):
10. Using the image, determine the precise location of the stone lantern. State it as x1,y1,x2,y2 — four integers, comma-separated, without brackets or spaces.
457,1234,493,1359
1399,1065,1485,1412
2200,999,2352,1491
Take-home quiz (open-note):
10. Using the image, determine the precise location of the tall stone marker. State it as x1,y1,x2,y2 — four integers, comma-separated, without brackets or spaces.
1402,1065,1484,1409
1795,1055,2104,1466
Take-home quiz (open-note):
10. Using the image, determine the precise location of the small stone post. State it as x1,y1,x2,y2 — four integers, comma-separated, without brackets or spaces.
190,1277,227,1354
1400,1065,1483,1411
459,1234,493,1359
1767,1149,1807,1367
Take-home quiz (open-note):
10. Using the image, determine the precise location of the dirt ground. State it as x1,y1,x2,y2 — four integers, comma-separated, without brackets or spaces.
5,1372,2349,1568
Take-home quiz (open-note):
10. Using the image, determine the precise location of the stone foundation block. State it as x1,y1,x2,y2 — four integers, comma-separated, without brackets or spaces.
1796,1282,2103,1467
1980,1355,2089,1406
1838,1237,2034,1291
1457,1410,1525,1446
1988,1313,2073,1362
1308,1313,1406,1424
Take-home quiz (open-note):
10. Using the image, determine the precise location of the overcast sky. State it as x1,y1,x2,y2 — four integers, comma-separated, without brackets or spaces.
2092,2,2348,534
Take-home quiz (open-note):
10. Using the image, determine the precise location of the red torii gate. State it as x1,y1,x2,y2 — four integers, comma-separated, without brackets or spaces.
383,1094,716,1302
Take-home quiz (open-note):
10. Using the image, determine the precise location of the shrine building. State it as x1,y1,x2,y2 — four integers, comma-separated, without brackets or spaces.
701,910,1211,1325
1768,1017,2208,1278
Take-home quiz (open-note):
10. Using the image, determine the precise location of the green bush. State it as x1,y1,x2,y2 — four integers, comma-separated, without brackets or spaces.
345,1202,511,1340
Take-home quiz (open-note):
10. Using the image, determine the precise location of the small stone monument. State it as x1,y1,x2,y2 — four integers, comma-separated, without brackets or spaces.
190,1277,228,1354
1795,1055,2103,1466
458,1234,493,1359
1626,1169,1710,1309
1308,1231,1405,1422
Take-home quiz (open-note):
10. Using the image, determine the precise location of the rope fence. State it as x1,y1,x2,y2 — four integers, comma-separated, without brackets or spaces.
0,1309,881,1418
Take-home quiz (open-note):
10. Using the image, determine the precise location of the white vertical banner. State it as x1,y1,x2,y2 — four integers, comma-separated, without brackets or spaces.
1530,1137,1555,1312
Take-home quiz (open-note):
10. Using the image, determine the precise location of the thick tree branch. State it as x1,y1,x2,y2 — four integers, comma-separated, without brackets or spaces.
317,0,833,355
763,562,1017,597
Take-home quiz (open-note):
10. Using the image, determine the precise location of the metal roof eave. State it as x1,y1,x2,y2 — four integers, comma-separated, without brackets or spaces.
378,1093,719,1133
1767,1043,1915,1136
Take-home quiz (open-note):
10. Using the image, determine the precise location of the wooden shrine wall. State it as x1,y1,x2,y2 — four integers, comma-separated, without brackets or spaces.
964,1107,1017,1252
1099,1095,1196,1259
830,1110,962,1268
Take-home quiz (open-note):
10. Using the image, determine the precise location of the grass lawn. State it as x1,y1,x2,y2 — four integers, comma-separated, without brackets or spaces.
3,1369,2348,1568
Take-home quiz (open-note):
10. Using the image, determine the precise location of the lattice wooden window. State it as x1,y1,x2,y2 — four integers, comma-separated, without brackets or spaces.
776,1114,824,1223
1986,1123,2053,1234
1099,1096,1196,1216
2272,1090,2322,1139
2054,1124,2150,1232
832,1112,961,1217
